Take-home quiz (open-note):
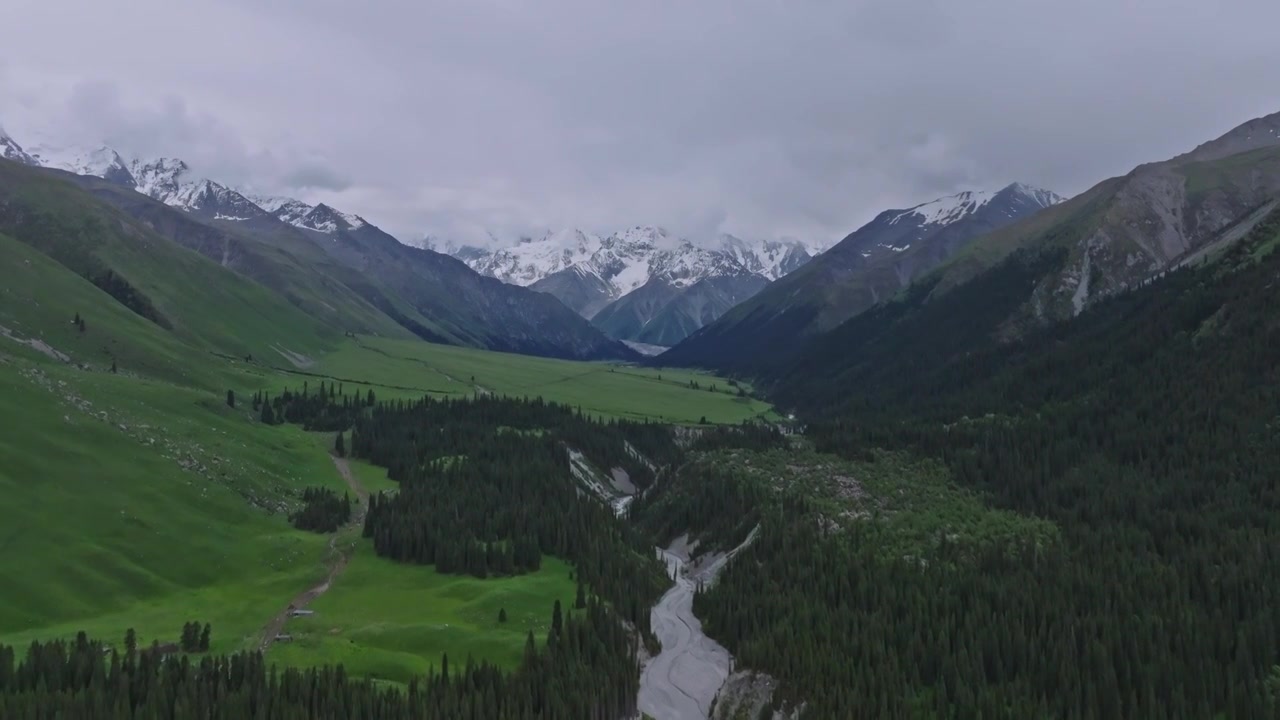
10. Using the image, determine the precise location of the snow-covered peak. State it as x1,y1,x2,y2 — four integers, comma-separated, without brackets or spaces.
886,183,1063,230
305,203,367,233
890,190,995,227
466,228,604,285
249,195,366,234
442,224,816,303
0,126,38,166
1006,182,1065,208
719,234,813,279
27,142,135,184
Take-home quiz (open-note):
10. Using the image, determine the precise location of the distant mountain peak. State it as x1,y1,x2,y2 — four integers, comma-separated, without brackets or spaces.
887,183,1062,230
0,125,39,166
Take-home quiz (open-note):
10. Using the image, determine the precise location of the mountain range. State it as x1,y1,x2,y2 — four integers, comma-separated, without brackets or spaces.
426,227,820,347
0,127,636,361
660,181,1065,369
665,110,1280,378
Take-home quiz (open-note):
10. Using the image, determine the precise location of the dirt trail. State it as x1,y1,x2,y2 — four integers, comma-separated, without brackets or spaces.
258,454,367,651
636,527,760,720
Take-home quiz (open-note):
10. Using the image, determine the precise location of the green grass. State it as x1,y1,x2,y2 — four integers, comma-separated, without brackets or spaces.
0,358,340,654
348,458,401,495
314,336,778,424
0,219,771,679
267,544,576,684
707,446,1059,561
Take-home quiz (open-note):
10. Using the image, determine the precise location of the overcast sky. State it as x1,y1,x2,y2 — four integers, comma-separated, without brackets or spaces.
3,0,1279,247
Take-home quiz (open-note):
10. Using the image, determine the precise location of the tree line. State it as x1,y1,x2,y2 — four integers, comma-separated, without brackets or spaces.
288,487,352,533
0,597,643,719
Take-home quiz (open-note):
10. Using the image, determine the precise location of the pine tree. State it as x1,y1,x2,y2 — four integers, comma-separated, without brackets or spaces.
498,608,508,623
574,580,587,609
335,431,346,458
226,390,236,408
199,624,210,652
110,359,117,374
551,600,563,638
261,399,276,425
124,629,137,659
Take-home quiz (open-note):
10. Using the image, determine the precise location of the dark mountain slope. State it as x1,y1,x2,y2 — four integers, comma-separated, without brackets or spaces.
296,217,637,360
662,182,1061,371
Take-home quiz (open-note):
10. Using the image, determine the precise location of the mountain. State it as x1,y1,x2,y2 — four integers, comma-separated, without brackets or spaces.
0,127,38,166
26,142,137,187
433,227,819,344
661,182,1063,370
2,127,635,361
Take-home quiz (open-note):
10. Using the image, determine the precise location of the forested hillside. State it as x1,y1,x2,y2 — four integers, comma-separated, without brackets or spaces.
636,205,1280,717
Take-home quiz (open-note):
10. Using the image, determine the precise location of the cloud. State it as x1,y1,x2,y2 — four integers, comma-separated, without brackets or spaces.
2,0,1279,245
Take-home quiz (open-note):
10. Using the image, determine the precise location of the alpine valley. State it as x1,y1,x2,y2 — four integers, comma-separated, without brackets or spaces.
0,126,635,361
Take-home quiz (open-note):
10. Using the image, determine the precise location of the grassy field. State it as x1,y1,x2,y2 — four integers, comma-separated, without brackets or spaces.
0,224,772,680
0,360,339,654
311,336,778,424
267,544,576,685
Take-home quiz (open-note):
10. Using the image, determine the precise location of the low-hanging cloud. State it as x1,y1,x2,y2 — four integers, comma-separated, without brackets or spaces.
2,0,1279,246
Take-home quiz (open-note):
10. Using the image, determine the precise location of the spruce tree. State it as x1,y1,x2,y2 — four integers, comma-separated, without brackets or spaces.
335,431,346,458
498,608,508,623
226,390,235,408
199,624,210,652
110,359,117,374
551,600,563,638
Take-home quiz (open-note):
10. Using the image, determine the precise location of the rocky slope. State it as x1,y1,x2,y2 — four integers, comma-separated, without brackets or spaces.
662,182,1064,370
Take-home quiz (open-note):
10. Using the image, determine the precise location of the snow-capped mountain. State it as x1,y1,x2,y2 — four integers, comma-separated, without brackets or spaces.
432,227,816,310
251,195,367,234
1,124,371,235
426,225,821,345
832,182,1065,266
0,126,38,166
27,142,137,187
662,181,1065,368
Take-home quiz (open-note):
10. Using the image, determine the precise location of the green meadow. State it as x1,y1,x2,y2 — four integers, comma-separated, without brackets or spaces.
0,229,771,678
311,335,778,424
266,545,577,685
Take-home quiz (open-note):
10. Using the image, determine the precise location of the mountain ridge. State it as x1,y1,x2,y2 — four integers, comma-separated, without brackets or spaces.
428,226,822,344
661,181,1064,369
0,126,636,361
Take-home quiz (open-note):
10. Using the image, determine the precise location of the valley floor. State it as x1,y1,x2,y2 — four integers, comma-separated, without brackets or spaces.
0,318,760,684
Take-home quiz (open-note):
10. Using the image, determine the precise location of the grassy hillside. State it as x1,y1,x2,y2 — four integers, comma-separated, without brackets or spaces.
267,546,576,685
0,163,344,368
0,218,769,683
70,174,419,343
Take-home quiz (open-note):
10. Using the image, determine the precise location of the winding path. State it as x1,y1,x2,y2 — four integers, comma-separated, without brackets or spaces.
258,454,368,651
636,527,759,720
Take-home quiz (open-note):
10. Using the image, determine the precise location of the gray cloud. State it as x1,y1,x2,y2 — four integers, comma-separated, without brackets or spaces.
2,0,1279,246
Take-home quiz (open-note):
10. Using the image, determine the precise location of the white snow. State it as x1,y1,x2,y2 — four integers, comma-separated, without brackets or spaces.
0,126,38,165
448,226,816,303
891,190,996,226
27,142,131,179
886,183,1063,229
